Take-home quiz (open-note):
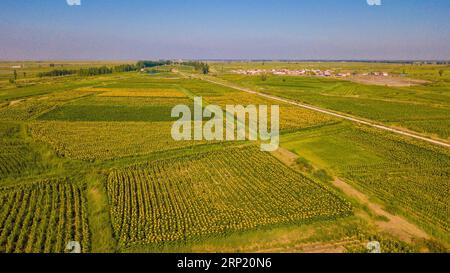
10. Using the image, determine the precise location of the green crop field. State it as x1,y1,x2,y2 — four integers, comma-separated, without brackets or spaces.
0,61,448,253
0,122,48,179
281,122,450,242
213,63,450,139
0,179,90,253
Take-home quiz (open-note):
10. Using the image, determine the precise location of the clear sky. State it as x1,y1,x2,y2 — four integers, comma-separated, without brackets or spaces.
0,0,449,60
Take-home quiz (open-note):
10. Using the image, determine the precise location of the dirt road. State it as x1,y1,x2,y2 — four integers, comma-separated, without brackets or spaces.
272,147,430,243
185,73,450,149
332,178,429,242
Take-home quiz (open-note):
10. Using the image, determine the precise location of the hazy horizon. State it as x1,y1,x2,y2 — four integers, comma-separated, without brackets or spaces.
1,0,449,60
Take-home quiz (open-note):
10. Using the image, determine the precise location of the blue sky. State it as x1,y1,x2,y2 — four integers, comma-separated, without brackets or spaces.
0,0,449,60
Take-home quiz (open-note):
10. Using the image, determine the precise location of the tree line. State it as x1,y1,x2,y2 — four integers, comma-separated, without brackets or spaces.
36,60,210,78
38,66,114,78
183,61,210,74
136,60,172,69
37,61,166,78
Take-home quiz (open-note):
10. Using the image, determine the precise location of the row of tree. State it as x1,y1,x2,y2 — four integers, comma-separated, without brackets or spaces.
114,64,138,72
35,60,211,78
78,66,113,76
37,69,77,78
38,61,172,78
136,60,172,69
183,61,210,74
38,65,120,78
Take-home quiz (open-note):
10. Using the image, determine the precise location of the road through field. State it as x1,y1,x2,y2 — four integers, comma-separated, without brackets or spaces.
182,72,450,149
332,178,429,242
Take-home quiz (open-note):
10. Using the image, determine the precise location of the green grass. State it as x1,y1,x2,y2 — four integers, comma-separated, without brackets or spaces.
282,124,385,169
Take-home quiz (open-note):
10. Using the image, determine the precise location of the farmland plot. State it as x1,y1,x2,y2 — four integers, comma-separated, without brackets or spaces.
216,74,450,139
0,179,90,253
29,121,211,161
0,141,44,179
281,123,450,240
38,105,181,122
38,88,191,122
0,90,92,121
0,123,46,179
179,79,338,132
106,146,352,247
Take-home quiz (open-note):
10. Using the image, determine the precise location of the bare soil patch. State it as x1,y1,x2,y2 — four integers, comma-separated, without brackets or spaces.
9,99,23,106
349,76,429,87
270,147,298,166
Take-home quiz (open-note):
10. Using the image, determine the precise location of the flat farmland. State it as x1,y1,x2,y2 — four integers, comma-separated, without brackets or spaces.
38,80,191,122
0,179,90,253
0,122,48,179
0,61,448,253
30,121,210,161
281,122,450,242
179,79,339,132
107,146,351,248
214,63,450,140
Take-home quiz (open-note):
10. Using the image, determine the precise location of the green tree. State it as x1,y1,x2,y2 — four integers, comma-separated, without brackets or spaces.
438,69,444,77
202,63,209,74
13,70,17,81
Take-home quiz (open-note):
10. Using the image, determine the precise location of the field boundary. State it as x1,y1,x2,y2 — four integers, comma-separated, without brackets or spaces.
182,72,450,148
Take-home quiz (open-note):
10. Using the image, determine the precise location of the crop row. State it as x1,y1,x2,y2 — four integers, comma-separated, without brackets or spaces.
0,123,46,179
106,146,352,247
30,121,209,161
338,126,450,236
0,179,90,253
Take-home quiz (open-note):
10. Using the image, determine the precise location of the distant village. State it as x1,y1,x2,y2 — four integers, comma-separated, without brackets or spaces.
232,68,389,78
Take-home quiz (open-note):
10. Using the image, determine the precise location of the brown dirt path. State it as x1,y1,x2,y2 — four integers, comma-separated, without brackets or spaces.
254,237,364,253
332,178,429,243
272,147,429,243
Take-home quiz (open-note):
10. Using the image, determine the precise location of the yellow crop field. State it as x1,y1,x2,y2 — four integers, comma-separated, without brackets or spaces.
107,146,352,247
187,88,338,131
29,121,210,161
279,105,338,132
